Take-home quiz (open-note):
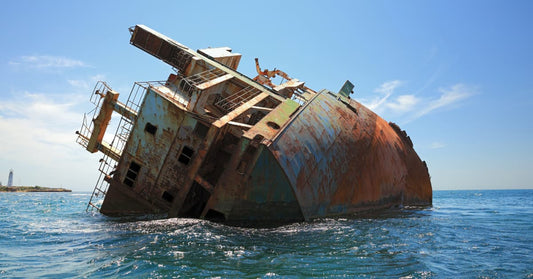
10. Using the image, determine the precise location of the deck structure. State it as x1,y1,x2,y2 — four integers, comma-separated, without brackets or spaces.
76,25,432,225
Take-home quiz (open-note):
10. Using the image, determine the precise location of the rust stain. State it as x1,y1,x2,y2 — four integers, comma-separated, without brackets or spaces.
77,25,432,225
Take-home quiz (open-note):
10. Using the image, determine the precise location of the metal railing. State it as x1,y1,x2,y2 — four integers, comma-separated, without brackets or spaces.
85,81,150,212
215,86,262,113
76,81,112,148
177,68,226,97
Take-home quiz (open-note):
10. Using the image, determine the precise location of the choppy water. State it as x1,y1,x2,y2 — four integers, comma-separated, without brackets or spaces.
0,190,531,278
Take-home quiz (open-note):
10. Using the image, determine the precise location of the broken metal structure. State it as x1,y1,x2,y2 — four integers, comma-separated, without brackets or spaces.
76,25,432,225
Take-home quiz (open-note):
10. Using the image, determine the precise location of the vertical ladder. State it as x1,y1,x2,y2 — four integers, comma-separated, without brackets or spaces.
83,82,148,212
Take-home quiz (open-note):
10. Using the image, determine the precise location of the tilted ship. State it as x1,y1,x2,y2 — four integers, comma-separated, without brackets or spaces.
76,25,432,225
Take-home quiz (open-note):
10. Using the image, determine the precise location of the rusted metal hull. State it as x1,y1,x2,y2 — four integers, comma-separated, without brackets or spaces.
197,90,431,224
269,91,432,220
77,25,432,226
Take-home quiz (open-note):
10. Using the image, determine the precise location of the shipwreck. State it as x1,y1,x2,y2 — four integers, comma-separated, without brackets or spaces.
76,25,432,225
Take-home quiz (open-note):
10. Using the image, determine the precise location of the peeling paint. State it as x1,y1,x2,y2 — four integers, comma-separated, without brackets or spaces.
77,25,432,226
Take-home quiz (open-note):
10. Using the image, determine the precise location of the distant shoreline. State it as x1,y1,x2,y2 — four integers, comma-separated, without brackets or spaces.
0,186,72,192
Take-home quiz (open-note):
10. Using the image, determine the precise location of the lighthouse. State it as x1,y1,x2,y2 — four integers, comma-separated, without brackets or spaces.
7,169,13,187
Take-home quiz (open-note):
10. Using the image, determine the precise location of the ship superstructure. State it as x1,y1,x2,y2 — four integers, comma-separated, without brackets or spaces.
76,25,432,225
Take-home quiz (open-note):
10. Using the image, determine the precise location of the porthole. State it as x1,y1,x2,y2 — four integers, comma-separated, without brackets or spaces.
266,121,280,130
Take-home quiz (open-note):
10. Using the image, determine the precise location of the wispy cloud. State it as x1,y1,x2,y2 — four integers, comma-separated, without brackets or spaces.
0,92,82,140
430,142,446,149
68,74,106,90
9,55,88,69
68,79,90,89
0,91,98,189
365,80,403,111
362,81,476,123
385,94,420,113
414,84,475,119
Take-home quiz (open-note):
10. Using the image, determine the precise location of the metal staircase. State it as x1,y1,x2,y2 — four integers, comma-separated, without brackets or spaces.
79,81,148,212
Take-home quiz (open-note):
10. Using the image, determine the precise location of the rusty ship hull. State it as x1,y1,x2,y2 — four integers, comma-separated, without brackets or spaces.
76,25,432,225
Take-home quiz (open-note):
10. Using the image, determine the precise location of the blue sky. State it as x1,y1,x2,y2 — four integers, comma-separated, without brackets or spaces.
1,1,531,191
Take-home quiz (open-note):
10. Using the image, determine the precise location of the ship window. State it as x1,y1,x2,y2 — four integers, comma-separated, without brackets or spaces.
178,146,194,165
267,121,280,130
145,122,157,135
124,161,141,187
193,122,209,139
162,191,174,203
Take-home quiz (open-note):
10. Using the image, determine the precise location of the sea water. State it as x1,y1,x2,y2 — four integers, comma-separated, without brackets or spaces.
0,190,531,278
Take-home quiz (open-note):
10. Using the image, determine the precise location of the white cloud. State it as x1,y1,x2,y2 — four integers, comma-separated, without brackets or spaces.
9,55,88,69
385,94,420,113
0,92,82,149
90,74,106,82
362,81,476,123
430,142,446,149
68,79,90,89
414,83,476,119
0,91,100,190
365,80,403,111
68,75,107,90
